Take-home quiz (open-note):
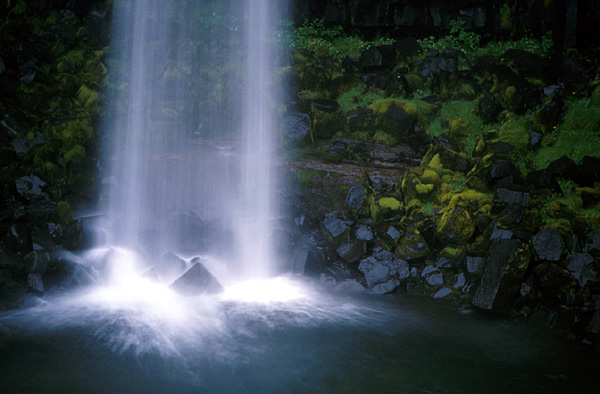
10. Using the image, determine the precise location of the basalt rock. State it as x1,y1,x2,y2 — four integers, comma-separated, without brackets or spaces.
358,247,410,294
472,239,529,314
532,228,563,262
170,259,223,296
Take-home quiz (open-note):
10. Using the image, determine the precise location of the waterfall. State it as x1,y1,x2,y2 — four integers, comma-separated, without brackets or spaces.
98,0,282,282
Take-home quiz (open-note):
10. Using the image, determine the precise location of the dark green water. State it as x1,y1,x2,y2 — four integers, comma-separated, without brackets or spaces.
0,280,598,394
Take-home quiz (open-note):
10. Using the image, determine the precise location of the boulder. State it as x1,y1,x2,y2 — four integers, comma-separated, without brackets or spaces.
472,239,529,313
346,185,365,209
434,287,452,299
396,228,430,261
532,228,563,261
466,256,484,273
355,225,374,241
169,260,223,296
358,247,409,294
281,112,310,146
323,217,348,238
15,175,46,200
567,253,597,287
336,239,366,264
155,252,187,283
494,188,529,207
421,264,443,286
586,231,600,257
533,263,576,303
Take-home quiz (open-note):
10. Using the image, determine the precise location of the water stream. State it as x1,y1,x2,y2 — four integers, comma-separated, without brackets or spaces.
1,1,599,392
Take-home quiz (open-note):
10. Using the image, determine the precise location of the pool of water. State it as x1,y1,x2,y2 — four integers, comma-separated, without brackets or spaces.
0,277,598,394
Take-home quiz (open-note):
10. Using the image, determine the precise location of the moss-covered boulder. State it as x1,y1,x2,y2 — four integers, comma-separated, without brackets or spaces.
310,99,345,140
436,206,475,246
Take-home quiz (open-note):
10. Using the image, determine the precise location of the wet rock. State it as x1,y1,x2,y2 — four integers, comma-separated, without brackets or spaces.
347,106,373,132
586,231,600,257
585,311,600,335
472,239,526,313
358,247,409,294
27,273,44,293
453,273,466,289
533,263,576,303
434,287,452,299
422,265,443,286
567,253,597,287
170,260,223,296
490,159,517,179
155,252,187,283
525,169,561,193
346,185,365,209
547,156,578,179
355,225,374,241
491,224,513,240
310,99,343,139
532,228,562,261
24,251,50,275
336,239,366,264
494,188,529,207
15,175,46,200
281,112,310,146
359,47,383,70
393,37,421,58
342,56,360,72
529,305,558,328
396,228,430,262
477,95,501,124
466,256,484,274
323,217,348,239
385,226,401,241
322,261,354,284
575,156,600,187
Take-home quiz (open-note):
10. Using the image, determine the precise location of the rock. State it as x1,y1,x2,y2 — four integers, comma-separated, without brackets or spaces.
434,287,452,299
477,95,501,124
437,207,474,246
336,239,366,263
529,305,558,328
281,112,310,146
466,256,484,273
310,99,343,139
491,224,513,240
422,264,443,286
323,217,348,238
490,159,517,179
585,311,600,335
359,47,383,70
453,273,466,289
24,251,50,275
346,185,365,209
355,225,374,241
393,37,422,57
575,156,600,187
494,188,529,207
169,260,223,296
567,253,597,287
347,106,373,132
19,60,37,83
533,263,576,303
358,247,409,294
532,228,563,261
385,226,401,241
334,279,366,293
27,273,44,293
155,252,187,283
546,156,578,179
15,175,47,200
342,56,360,72
472,239,527,313
586,231,600,257
11,132,45,155
322,261,353,284
396,228,430,261
524,169,561,193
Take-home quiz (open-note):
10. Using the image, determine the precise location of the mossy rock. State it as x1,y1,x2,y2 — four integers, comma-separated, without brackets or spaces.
310,100,345,140
421,169,441,185
370,196,403,222
395,228,431,261
436,206,475,246
421,144,468,172
368,99,417,137
416,182,435,195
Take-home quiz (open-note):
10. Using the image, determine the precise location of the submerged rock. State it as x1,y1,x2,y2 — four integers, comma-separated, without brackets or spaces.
170,260,223,296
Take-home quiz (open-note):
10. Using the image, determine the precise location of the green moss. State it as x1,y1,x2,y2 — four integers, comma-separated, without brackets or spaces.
369,98,418,116
436,206,475,245
63,144,86,163
373,130,397,146
379,197,401,211
416,183,435,194
421,169,441,185
57,201,73,223
337,83,385,113
530,98,600,169
296,168,322,189
497,112,530,151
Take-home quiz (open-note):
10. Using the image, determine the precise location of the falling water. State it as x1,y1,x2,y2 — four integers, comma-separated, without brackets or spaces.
98,0,281,280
